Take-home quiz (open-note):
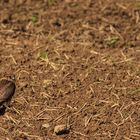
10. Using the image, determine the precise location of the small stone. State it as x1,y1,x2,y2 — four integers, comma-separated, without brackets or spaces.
42,123,50,129
54,124,70,135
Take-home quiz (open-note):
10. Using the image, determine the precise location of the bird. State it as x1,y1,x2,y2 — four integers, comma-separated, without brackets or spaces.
0,78,16,109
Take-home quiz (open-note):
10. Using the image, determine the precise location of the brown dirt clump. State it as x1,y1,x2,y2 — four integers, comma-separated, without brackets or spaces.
0,0,140,140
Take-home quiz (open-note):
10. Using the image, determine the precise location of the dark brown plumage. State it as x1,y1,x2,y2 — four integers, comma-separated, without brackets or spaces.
0,79,16,108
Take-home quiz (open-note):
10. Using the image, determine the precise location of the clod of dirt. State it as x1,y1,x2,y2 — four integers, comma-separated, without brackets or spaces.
0,79,16,109
0,11,11,24
54,124,70,135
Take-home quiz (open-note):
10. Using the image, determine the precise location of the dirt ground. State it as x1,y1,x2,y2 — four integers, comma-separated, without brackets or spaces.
0,0,140,140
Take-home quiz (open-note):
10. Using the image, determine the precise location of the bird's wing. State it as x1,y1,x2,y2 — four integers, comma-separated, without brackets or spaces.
3,83,16,100
0,80,16,101
0,79,10,89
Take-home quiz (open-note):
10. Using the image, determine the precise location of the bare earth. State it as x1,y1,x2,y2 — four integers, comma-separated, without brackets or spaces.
0,0,140,140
